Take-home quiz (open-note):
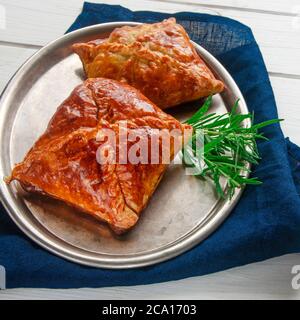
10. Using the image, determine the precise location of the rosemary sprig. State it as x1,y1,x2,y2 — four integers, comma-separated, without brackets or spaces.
183,96,282,199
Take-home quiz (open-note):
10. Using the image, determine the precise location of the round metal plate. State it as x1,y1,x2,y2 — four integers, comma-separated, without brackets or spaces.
0,22,249,269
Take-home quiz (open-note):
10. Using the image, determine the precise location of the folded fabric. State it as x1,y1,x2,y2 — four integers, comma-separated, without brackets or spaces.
0,2,299,288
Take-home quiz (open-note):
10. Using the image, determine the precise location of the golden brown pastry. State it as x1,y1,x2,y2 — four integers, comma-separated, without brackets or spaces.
72,18,224,109
8,78,191,234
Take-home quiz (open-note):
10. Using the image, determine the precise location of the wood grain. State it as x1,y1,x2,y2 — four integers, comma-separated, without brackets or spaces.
153,0,300,15
0,254,299,299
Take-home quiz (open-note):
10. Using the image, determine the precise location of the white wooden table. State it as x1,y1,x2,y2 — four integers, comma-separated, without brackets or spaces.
0,0,299,300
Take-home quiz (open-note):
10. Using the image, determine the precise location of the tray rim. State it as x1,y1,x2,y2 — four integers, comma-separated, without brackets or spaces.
0,21,249,269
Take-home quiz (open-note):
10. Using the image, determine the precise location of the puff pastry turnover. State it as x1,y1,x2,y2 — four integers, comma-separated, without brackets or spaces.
8,78,191,234
73,18,224,109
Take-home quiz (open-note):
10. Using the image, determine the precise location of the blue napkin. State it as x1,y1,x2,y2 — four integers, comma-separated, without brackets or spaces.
0,2,299,289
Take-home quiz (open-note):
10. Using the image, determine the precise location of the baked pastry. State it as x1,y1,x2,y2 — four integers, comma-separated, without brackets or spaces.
72,18,224,109
8,78,191,234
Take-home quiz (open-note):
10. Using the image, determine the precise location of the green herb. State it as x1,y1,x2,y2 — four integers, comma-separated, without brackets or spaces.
183,96,282,199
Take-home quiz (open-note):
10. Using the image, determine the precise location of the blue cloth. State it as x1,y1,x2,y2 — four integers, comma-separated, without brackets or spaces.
1,2,299,289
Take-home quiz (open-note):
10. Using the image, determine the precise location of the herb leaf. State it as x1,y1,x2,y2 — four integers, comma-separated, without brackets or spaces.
183,97,283,199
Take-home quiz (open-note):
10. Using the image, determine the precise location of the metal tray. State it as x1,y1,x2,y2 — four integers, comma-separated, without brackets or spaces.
0,22,249,269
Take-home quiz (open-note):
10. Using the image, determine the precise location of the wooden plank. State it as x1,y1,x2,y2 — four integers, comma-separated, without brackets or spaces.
0,0,300,75
0,254,299,299
270,76,300,145
0,45,37,91
154,0,300,15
